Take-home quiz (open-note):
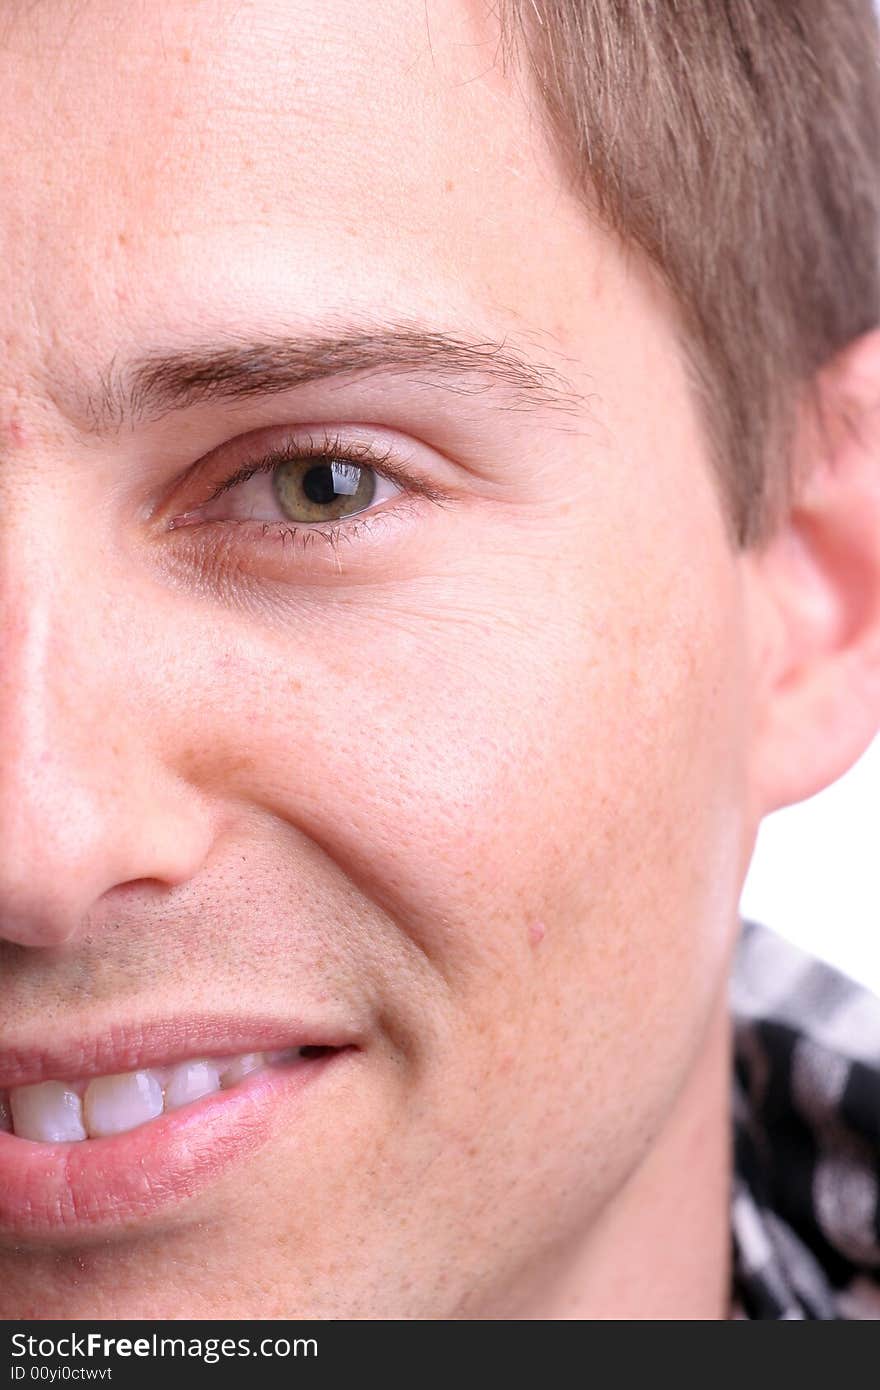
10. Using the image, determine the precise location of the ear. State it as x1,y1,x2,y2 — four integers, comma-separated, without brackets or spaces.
743,328,880,817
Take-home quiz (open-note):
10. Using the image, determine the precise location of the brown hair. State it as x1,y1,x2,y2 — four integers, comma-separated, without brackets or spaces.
499,1,880,548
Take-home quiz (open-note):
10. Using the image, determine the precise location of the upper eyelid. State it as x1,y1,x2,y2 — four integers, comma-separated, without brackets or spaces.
204,433,399,503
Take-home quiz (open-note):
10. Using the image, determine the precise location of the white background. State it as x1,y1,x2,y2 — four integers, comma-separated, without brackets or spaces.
740,735,880,996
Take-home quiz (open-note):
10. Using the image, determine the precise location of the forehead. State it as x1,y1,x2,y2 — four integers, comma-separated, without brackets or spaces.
0,0,602,402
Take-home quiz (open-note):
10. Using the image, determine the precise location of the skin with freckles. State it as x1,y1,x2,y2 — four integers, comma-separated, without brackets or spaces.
1,0,880,1320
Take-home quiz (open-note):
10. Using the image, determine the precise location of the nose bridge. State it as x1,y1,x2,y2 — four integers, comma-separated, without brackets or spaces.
2,524,112,821
0,481,210,947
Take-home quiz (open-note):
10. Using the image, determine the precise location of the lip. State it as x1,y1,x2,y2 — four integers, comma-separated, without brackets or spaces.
0,1016,357,1090
0,1017,359,1241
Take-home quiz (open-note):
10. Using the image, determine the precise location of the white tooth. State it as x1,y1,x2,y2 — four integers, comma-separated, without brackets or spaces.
164,1059,221,1111
9,1082,87,1143
219,1053,265,1088
83,1070,164,1138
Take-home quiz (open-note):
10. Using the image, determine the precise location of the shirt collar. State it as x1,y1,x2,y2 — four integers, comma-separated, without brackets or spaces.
730,919,880,1319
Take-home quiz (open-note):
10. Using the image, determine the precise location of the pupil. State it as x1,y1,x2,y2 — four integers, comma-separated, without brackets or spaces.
303,464,339,506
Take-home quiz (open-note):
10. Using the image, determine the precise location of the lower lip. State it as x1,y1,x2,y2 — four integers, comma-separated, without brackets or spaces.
0,1051,347,1241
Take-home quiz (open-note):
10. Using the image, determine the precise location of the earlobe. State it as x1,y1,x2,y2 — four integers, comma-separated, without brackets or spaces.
743,328,880,817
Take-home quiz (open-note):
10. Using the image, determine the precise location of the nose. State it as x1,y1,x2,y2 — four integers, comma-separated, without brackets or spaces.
0,547,212,949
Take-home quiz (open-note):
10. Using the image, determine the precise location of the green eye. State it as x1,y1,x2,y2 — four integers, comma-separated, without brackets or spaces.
272,458,377,524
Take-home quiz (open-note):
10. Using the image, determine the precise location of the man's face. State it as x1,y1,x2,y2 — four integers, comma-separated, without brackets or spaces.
0,0,757,1317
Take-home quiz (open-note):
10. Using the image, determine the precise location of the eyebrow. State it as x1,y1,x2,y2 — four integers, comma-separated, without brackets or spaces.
80,322,588,435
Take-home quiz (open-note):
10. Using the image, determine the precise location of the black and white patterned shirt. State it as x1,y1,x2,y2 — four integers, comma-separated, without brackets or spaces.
730,918,880,1318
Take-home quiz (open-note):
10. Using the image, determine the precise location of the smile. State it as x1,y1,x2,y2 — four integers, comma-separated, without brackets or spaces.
0,1021,356,1241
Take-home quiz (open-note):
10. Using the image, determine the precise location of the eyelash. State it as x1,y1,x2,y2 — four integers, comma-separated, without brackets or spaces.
172,429,450,558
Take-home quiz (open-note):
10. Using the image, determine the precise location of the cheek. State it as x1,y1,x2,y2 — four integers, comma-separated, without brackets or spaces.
183,478,747,1059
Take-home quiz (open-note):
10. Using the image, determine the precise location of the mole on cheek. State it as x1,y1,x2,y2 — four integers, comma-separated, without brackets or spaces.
3,411,27,447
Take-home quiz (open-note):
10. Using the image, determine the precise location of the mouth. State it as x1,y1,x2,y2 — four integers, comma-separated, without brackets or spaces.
0,1021,357,1241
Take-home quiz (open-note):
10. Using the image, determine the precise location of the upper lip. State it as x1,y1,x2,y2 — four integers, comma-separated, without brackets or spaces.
0,1016,360,1090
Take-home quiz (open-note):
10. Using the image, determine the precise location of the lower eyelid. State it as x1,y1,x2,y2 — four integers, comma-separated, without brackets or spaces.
165,492,429,579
